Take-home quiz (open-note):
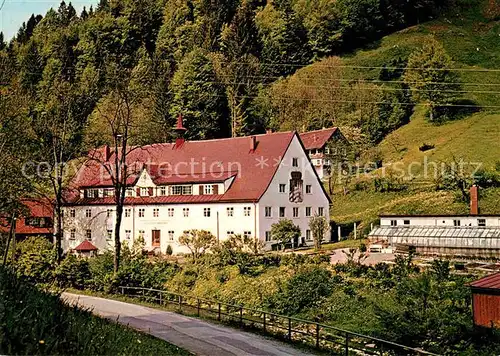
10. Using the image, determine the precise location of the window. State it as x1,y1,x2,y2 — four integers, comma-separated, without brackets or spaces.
478,219,486,227
85,209,92,218
404,220,410,225
70,229,76,240
70,209,76,218
318,207,324,216
306,230,312,241
170,185,192,195
265,207,272,218
227,231,235,238
244,231,252,238
183,208,190,217
107,209,112,218
227,207,234,217
86,229,92,241
139,208,145,218
160,186,167,196
167,208,174,217
168,231,175,241
125,230,131,240
454,219,461,227
204,185,213,195
103,189,110,197
305,207,312,217
265,231,272,242
153,208,160,218
87,189,99,198
244,207,251,217
292,157,299,167
391,220,397,227
107,230,113,240
139,187,147,196
293,207,299,218
279,184,286,193
138,230,145,239
306,185,312,194
126,188,134,197
204,208,211,217
125,209,131,218
279,207,286,218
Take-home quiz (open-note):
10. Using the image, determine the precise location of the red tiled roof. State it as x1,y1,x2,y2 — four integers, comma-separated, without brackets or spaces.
69,132,296,204
74,240,98,252
299,128,338,150
0,199,53,235
470,273,500,291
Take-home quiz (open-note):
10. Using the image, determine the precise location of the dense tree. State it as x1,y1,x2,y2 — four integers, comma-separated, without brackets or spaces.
0,32,5,51
309,214,330,250
179,230,217,262
170,48,230,139
271,219,301,250
404,38,461,122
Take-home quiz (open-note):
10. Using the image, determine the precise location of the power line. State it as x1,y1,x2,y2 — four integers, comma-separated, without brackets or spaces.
0,0,6,13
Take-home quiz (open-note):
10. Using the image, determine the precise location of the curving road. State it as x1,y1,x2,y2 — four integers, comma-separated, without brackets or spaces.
63,293,313,356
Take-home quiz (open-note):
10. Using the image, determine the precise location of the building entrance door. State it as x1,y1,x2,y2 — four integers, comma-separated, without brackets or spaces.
152,230,161,247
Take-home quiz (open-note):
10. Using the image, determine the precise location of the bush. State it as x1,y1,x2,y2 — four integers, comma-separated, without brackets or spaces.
13,236,56,285
267,266,335,315
54,255,91,290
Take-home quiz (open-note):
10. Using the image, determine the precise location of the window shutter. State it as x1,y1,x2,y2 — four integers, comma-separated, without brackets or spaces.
136,188,141,196
213,185,219,195
148,187,153,196
199,185,204,195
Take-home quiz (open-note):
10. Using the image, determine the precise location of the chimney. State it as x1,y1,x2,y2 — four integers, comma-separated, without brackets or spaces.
104,145,111,161
249,136,257,152
470,185,479,215
174,114,187,149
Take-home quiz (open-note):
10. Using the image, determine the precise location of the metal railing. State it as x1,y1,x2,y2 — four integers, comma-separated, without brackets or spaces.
118,286,439,356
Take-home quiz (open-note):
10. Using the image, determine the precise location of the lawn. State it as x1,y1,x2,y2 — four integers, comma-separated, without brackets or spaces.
0,268,190,356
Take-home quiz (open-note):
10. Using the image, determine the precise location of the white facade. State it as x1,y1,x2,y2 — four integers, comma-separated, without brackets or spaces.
62,135,331,254
380,216,500,228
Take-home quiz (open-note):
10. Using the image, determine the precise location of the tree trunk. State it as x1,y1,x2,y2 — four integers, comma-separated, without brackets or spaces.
114,204,123,273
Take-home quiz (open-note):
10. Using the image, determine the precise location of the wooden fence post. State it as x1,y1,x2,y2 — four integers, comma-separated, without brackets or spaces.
197,299,201,317
178,295,182,311
345,332,349,356
218,303,221,321
263,313,266,332
288,318,292,341
240,307,243,326
159,292,162,305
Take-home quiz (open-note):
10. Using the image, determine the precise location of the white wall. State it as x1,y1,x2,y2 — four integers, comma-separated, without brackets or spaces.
63,203,258,254
258,135,331,247
380,216,500,228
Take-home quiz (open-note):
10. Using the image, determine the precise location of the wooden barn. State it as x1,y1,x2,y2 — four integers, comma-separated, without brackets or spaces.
470,273,500,328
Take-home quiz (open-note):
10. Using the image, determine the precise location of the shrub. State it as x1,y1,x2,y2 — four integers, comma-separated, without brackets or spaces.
166,244,173,255
267,266,335,315
13,236,56,285
54,255,91,290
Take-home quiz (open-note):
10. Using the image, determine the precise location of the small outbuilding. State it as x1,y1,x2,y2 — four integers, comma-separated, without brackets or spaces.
73,240,98,258
470,273,500,328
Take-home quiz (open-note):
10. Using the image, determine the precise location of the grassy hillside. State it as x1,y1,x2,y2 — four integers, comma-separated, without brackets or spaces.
329,0,500,232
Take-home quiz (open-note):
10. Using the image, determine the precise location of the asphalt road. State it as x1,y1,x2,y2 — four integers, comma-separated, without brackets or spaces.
63,293,313,356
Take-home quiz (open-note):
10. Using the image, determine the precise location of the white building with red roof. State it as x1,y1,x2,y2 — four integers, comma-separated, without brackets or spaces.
62,123,331,255
299,128,348,180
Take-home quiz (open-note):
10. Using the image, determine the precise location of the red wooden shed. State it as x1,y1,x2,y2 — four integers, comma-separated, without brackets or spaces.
470,273,500,328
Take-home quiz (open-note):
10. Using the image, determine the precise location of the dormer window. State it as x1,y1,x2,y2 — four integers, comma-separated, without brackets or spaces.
86,189,99,198
170,185,192,195
160,186,167,196
204,185,213,195
126,188,134,197
140,187,148,197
